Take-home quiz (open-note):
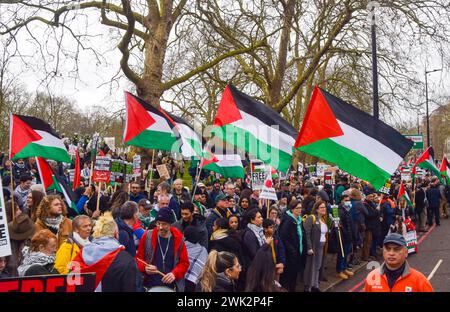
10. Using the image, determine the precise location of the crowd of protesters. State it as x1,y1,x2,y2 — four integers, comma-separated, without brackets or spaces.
1,149,449,292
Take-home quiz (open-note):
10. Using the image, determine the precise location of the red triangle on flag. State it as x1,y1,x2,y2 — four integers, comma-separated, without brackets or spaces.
200,149,218,168
36,157,55,190
10,114,42,159
294,86,343,148
213,85,242,127
123,92,156,142
397,181,406,200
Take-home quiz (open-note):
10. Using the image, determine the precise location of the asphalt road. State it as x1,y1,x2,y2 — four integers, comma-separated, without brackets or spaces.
329,217,450,292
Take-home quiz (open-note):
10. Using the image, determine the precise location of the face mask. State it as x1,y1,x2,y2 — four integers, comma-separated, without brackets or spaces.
17,163,25,169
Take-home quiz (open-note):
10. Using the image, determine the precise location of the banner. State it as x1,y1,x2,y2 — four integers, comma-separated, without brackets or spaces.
0,273,96,292
132,155,141,177
156,164,170,180
92,156,112,183
0,177,12,257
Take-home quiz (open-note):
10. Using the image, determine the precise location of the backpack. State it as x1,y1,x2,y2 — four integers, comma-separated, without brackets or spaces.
301,214,316,224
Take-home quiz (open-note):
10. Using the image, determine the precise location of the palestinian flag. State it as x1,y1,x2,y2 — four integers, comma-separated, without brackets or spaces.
123,92,180,152
295,87,413,190
439,155,450,184
413,146,444,183
9,114,70,163
36,157,78,214
159,108,204,158
200,150,245,179
212,84,297,172
397,181,413,208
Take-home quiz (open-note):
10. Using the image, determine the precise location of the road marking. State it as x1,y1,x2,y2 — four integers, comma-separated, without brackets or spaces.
349,224,437,292
427,259,443,281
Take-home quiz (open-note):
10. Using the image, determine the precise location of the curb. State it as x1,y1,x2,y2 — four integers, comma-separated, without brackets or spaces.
323,260,368,292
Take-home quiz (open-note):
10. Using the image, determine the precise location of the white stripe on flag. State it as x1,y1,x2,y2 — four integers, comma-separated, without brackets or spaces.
331,121,404,174
147,112,174,133
35,130,67,150
231,111,295,155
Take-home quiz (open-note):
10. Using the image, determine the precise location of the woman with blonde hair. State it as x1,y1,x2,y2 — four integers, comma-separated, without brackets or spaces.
196,250,241,292
35,195,72,248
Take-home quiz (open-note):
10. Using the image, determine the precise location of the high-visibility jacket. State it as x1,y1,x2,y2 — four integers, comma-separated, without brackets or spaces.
364,261,433,292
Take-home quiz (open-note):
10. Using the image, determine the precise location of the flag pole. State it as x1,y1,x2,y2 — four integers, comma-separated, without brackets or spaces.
89,161,94,186
96,182,102,212
148,149,156,199
191,160,204,203
10,169,15,222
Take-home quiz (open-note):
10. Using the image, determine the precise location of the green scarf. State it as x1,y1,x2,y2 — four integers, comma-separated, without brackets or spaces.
286,210,303,255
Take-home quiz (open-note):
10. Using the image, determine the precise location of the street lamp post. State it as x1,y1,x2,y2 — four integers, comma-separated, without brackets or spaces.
425,68,442,147
371,5,379,119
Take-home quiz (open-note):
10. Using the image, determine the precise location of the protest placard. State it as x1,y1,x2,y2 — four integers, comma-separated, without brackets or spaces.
110,159,124,183
92,156,112,183
324,172,333,185
156,164,170,180
132,155,141,177
0,273,96,292
259,171,278,201
250,160,268,191
125,162,134,182
0,177,12,257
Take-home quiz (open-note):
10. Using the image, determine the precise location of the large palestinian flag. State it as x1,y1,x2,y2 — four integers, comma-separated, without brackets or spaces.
440,155,450,184
413,146,444,183
212,84,297,172
123,92,180,152
9,114,70,163
200,151,245,179
295,87,413,190
36,157,78,214
159,109,204,158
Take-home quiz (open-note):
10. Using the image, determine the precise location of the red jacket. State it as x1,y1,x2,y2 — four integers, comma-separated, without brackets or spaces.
136,227,189,281
364,262,433,292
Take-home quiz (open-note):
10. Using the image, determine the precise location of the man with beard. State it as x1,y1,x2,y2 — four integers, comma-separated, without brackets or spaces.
173,202,208,249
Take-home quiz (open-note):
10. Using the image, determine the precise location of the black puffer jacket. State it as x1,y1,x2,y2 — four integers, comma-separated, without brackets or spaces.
213,272,236,292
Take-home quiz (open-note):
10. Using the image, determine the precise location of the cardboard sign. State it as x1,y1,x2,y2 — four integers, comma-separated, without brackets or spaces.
0,273,96,292
93,156,112,183
316,164,329,177
0,177,12,257
156,164,170,180
132,155,141,177
259,170,278,200
298,162,304,173
250,159,267,190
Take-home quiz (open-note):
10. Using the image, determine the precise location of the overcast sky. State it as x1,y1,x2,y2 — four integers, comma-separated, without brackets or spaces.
2,4,449,129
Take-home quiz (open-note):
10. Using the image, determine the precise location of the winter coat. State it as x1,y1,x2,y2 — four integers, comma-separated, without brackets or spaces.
213,272,236,292
54,235,84,274
426,186,441,208
17,249,58,277
35,217,72,249
129,193,146,204
278,214,306,271
338,204,354,245
209,231,244,265
363,201,381,232
136,227,189,292
116,218,137,257
73,237,137,292
173,214,208,249
414,188,426,213
241,228,263,266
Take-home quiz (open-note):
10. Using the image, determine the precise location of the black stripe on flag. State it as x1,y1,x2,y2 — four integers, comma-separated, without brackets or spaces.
164,111,206,147
16,114,62,138
319,88,413,156
127,93,171,121
228,84,298,138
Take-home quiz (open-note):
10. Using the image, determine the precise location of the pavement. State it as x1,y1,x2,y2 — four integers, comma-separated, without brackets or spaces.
326,217,450,292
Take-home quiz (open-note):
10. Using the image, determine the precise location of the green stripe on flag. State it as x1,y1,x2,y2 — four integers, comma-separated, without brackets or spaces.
298,138,391,190
125,129,180,152
212,125,292,172
13,144,70,163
